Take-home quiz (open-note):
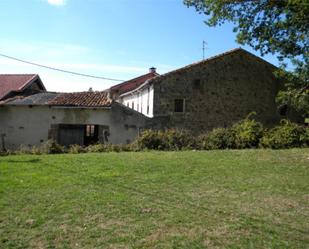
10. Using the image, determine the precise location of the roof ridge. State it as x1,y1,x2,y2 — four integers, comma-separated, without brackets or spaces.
110,71,159,89
149,47,277,83
19,74,38,90
149,48,244,82
0,74,37,76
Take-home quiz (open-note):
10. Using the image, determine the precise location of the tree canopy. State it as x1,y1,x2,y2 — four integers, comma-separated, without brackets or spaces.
184,0,309,116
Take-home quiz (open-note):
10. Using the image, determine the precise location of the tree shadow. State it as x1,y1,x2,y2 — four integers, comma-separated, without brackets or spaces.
2,159,41,164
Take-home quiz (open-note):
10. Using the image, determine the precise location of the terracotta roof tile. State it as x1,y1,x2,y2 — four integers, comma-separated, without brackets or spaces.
0,74,41,100
48,91,112,107
110,71,158,94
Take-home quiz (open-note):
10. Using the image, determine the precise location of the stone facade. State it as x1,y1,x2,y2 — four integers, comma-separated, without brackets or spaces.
150,49,283,133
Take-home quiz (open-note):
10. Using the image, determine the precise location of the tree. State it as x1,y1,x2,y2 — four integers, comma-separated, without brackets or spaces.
184,0,309,117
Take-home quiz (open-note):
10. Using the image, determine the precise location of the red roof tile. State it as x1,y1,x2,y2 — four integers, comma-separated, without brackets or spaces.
0,74,44,100
110,71,159,94
48,91,112,107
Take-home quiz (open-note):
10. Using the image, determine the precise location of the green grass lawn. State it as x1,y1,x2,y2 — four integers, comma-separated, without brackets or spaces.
0,149,308,249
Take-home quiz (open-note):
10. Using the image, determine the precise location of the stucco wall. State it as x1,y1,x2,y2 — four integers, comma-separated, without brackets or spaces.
120,84,154,117
0,102,147,150
151,50,283,133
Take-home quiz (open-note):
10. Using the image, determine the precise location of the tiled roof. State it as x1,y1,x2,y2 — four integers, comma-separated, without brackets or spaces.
2,92,58,105
48,91,112,107
0,74,43,100
110,71,159,94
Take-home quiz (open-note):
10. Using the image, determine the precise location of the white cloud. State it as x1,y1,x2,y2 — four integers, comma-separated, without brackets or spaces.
47,0,66,6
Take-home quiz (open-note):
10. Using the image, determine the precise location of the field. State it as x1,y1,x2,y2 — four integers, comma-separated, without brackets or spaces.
0,149,308,248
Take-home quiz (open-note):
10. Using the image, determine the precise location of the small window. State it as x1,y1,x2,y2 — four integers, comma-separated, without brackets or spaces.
193,79,201,89
127,102,129,107
132,102,134,109
174,99,185,113
86,125,95,137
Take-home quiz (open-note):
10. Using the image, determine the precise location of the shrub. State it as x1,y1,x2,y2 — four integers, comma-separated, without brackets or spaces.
137,129,196,150
16,145,32,155
260,120,308,149
136,130,167,150
199,127,235,150
68,144,86,154
164,129,196,150
39,140,66,154
86,143,108,153
231,113,264,149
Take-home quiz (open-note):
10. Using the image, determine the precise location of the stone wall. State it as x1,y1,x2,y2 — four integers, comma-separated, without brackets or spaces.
151,49,283,134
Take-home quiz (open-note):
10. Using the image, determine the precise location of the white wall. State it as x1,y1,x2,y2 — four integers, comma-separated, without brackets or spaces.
120,84,154,118
0,103,147,150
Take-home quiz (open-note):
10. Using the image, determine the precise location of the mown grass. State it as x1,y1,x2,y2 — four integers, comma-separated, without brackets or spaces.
0,149,308,248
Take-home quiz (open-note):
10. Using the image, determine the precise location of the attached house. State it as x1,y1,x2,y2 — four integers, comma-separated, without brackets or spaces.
0,75,147,150
110,67,159,117
0,48,296,150
111,48,296,133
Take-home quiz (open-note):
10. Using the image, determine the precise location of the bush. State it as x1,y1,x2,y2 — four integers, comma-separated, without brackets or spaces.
164,129,196,150
86,143,109,153
231,113,264,149
199,127,235,150
260,120,308,149
136,129,196,150
39,140,66,154
68,144,86,154
136,130,166,150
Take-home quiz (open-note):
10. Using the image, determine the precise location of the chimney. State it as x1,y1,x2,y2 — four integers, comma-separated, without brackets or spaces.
149,67,156,73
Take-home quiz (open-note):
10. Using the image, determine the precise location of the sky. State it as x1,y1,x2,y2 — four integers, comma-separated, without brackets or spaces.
0,0,280,92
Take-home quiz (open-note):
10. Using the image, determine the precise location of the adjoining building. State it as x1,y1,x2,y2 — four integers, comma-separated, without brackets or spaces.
0,77,147,150
112,48,298,133
0,48,297,150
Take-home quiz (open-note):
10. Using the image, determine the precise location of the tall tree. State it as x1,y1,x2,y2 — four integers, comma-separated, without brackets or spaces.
184,0,309,117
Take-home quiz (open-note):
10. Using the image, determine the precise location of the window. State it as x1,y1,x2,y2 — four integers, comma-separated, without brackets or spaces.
193,79,201,89
127,102,129,107
86,125,95,137
174,99,185,113
132,101,134,109
84,125,99,146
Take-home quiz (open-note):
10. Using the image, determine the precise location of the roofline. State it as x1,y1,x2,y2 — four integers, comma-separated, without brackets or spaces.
112,101,151,119
148,47,278,83
119,79,152,98
110,72,159,90
0,74,46,100
50,106,111,109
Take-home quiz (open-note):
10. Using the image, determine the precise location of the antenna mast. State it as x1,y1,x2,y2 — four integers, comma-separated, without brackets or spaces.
202,40,207,60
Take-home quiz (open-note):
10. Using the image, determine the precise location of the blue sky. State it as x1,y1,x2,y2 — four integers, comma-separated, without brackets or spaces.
0,0,279,92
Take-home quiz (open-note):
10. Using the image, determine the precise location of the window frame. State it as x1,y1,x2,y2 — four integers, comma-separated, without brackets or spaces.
174,98,185,113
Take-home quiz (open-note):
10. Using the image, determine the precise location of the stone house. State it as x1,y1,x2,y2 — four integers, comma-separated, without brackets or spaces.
0,48,293,150
112,48,290,133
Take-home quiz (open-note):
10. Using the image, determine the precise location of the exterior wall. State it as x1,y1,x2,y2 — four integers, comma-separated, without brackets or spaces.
151,50,283,133
119,84,154,117
0,102,147,150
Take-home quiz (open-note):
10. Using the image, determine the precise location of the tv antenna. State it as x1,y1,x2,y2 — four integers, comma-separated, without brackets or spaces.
202,40,208,60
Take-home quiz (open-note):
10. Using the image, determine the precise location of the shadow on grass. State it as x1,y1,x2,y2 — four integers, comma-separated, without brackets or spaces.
3,159,41,164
